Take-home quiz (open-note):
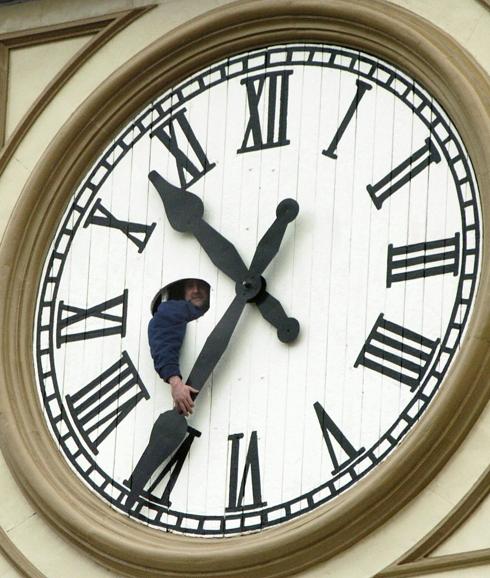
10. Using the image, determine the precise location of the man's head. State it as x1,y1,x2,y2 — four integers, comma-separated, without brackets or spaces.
182,279,209,309
151,278,210,315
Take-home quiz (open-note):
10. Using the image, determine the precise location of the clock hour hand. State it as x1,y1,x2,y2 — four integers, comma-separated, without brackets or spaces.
149,171,248,281
125,293,247,511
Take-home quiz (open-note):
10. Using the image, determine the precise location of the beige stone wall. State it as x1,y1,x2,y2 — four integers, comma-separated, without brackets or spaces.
0,0,488,576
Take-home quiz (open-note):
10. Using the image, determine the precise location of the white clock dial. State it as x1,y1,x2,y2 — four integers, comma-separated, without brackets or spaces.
34,43,481,536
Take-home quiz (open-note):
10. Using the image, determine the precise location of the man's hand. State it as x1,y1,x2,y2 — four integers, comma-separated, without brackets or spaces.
168,376,198,416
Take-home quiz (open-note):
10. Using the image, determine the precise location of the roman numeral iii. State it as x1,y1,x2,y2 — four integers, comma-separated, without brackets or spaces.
354,314,439,391
84,199,156,253
56,289,128,348
226,431,267,512
314,402,365,475
237,70,293,153
66,351,149,454
151,107,216,189
367,138,441,209
387,233,460,287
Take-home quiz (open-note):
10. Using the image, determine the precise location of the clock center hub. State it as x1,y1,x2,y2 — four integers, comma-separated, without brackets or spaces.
235,275,265,302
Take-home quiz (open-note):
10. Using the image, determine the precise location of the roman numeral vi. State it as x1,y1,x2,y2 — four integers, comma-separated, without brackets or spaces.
226,431,267,512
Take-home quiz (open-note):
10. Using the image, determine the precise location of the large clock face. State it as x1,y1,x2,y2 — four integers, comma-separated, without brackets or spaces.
34,43,481,536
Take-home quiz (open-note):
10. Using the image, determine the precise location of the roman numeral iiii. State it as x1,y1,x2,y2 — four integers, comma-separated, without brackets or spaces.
355,313,439,391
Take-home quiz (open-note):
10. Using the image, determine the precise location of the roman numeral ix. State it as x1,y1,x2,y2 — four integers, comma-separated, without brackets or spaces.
314,402,365,475
56,290,128,348
387,233,460,287
367,138,441,209
237,70,293,154
66,351,149,454
355,313,440,391
323,79,372,159
151,107,216,189
226,431,267,512
84,199,156,253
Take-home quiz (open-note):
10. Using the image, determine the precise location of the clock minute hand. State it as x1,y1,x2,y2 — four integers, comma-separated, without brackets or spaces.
125,293,247,511
149,171,248,281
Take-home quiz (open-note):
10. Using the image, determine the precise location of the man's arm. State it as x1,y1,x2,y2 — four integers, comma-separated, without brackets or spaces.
168,375,198,416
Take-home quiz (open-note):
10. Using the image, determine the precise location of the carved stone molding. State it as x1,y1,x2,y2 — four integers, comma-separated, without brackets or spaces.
0,1,488,576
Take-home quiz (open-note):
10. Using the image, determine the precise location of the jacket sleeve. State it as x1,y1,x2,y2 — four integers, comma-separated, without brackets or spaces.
147,300,204,381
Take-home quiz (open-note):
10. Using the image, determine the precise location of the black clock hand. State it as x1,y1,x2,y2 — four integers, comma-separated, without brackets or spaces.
125,294,247,510
149,171,248,281
149,171,299,341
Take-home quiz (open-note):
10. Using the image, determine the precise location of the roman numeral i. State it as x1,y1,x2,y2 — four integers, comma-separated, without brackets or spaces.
56,290,128,349
151,107,216,189
84,199,156,253
355,314,439,391
237,70,293,154
66,351,149,454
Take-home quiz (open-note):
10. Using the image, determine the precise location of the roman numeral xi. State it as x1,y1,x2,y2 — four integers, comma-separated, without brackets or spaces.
66,351,149,454
355,314,439,391
238,70,293,153
151,107,216,189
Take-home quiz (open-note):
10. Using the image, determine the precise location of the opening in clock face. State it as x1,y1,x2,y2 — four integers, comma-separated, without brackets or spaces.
34,43,481,536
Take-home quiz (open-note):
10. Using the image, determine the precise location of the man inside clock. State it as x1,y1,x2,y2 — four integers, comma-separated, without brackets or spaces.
148,278,210,417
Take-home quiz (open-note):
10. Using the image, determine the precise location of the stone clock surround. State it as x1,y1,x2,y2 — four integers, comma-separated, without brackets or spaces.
0,1,489,577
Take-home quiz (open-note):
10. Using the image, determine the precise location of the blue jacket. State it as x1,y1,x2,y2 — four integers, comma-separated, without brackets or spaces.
148,300,205,381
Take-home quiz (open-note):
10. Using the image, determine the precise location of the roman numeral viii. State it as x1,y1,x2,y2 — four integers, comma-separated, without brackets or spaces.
237,70,293,154
354,314,439,391
66,351,149,454
314,402,365,475
84,199,156,253
367,138,441,209
56,290,128,348
226,431,267,512
387,233,460,287
151,107,216,189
